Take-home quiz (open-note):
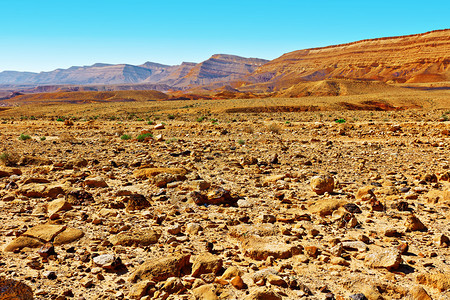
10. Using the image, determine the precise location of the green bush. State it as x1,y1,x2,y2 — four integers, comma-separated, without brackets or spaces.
56,118,64,122
335,119,346,124
237,139,245,145
168,114,175,120
19,134,31,140
136,133,153,141
165,138,178,144
120,134,132,140
196,116,205,122
40,136,46,141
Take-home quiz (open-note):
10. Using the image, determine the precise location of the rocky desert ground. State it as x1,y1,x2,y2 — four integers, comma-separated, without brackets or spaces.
0,96,450,300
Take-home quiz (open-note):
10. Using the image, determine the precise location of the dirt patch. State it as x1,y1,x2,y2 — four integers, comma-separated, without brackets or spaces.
338,101,422,111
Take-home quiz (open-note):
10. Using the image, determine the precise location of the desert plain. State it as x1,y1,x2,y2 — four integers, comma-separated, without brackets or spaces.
0,85,449,300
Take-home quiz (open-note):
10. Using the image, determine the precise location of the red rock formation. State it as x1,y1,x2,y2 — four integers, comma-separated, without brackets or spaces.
248,29,450,90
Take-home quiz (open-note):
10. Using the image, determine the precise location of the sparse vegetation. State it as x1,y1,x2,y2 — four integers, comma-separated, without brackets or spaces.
120,134,132,140
19,133,31,140
196,116,206,122
335,118,346,124
56,118,64,122
267,123,281,134
40,136,46,141
136,133,153,141
165,138,178,144
168,114,175,120
237,139,245,145
0,152,18,166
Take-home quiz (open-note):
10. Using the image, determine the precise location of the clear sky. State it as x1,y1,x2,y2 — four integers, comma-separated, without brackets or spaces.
1,0,449,72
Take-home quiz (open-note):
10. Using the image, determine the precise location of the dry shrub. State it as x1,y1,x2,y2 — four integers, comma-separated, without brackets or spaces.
0,152,19,166
59,132,78,143
266,123,281,134
242,125,254,134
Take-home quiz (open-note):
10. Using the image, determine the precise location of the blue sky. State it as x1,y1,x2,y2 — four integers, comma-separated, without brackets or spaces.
1,0,448,72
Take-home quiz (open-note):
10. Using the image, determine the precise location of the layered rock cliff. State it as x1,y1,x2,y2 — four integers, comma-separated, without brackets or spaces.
248,29,450,90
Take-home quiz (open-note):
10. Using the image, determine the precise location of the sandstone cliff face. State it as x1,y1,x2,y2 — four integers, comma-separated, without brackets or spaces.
249,29,450,88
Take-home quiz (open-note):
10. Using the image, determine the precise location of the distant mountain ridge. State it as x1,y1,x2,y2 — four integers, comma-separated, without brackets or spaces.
0,54,269,89
1,29,448,98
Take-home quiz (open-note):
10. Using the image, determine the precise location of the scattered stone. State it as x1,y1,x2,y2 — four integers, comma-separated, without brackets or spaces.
47,198,72,218
422,173,437,183
110,230,161,246
162,277,184,294
405,214,427,232
83,176,108,188
191,284,218,300
349,293,367,300
93,254,123,270
409,286,432,300
191,253,223,277
244,287,282,300
129,253,191,283
43,271,57,280
191,187,239,206
435,234,449,247
134,167,187,179
364,247,402,270
65,189,94,205
38,242,57,258
241,236,301,260
185,223,203,235
17,183,68,199
356,186,376,200
125,194,151,211
0,167,22,177
18,155,52,166
230,275,245,289
129,280,154,299
308,199,347,217
416,272,450,292
5,224,84,251
310,174,334,195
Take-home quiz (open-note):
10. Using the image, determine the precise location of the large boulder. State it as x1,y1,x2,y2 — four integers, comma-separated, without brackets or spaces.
191,253,223,277
364,247,402,270
416,272,450,292
0,167,22,177
129,253,191,283
310,174,334,195
109,230,161,246
17,183,68,199
5,224,83,252
241,236,301,260
0,277,33,300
